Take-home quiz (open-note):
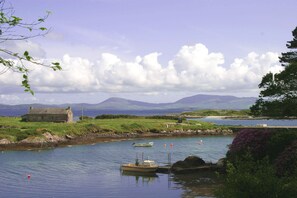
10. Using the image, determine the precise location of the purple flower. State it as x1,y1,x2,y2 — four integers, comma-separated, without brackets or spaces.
228,128,272,159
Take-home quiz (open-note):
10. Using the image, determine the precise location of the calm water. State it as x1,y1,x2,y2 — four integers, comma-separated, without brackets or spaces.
0,136,233,198
192,117,297,126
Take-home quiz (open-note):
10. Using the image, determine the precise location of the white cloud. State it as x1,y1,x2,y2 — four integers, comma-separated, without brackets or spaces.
1,40,46,58
0,94,38,104
0,43,283,94
0,94,21,102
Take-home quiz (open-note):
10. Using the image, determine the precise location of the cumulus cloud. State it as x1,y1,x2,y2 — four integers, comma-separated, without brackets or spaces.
0,43,283,94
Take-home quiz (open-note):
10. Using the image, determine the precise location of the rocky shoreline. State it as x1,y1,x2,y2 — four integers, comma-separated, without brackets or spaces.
0,128,233,151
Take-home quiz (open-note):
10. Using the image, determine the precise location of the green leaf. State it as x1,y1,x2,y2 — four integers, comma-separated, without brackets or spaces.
51,62,62,71
23,51,32,61
39,27,47,31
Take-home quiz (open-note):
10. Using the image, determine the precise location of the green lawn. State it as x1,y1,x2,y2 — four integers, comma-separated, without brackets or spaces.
0,116,220,142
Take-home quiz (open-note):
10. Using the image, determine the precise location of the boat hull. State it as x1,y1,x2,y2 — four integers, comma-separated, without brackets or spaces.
133,145,153,147
133,142,154,147
121,164,158,173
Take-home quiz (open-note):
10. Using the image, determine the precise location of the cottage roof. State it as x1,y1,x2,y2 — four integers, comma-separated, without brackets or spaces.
29,108,70,115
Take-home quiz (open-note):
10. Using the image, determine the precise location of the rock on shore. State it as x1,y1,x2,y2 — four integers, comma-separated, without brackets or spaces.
171,156,225,173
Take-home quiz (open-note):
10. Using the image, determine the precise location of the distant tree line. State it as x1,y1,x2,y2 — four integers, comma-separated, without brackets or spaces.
94,114,181,120
95,114,138,119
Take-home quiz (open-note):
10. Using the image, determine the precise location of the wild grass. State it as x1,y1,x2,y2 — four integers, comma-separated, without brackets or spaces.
0,116,221,142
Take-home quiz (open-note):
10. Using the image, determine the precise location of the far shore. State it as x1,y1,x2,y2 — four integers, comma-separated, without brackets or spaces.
2,115,296,151
0,130,234,151
184,115,297,120
0,116,233,151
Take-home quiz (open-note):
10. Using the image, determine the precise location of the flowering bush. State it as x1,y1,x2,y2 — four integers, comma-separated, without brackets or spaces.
227,128,272,160
217,128,297,197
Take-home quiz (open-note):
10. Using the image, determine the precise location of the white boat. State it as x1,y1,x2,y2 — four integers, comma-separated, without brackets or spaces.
257,124,268,127
121,160,158,173
132,142,154,147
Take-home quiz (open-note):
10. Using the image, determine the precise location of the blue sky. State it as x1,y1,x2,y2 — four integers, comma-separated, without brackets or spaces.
1,0,297,104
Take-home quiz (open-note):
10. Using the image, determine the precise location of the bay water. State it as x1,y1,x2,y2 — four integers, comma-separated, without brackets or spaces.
0,136,233,198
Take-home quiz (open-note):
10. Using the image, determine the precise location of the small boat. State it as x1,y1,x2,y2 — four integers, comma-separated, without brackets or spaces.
256,124,268,127
121,159,159,173
132,142,154,147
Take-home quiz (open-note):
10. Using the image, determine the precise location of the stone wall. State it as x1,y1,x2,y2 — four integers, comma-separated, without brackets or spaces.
25,114,69,122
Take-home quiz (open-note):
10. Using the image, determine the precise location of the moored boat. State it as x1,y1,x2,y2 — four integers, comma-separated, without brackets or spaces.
132,142,154,147
121,159,158,173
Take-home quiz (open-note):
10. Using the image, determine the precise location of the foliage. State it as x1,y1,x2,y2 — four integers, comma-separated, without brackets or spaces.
227,128,272,160
279,27,297,65
275,140,297,177
250,26,297,117
218,128,297,197
0,0,61,94
79,116,93,120
216,153,297,198
266,130,297,162
228,128,297,162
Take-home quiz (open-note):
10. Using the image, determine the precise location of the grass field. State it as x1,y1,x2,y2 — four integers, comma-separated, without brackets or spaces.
0,116,221,142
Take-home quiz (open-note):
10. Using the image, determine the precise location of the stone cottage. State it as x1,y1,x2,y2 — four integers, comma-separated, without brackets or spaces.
22,107,73,123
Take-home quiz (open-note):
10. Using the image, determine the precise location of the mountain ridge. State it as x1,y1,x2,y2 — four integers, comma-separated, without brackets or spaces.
0,94,257,116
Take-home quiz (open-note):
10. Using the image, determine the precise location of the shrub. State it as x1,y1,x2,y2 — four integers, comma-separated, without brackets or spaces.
275,140,297,177
266,129,297,162
216,153,297,198
227,128,272,161
79,116,93,120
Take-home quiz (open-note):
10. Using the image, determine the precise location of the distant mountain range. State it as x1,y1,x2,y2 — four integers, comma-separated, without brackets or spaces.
0,94,257,117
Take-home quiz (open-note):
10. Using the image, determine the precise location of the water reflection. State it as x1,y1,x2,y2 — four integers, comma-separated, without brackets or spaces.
121,169,220,198
121,171,159,185
172,171,220,198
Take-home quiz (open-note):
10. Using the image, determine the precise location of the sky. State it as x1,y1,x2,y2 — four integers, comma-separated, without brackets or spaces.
0,0,297,104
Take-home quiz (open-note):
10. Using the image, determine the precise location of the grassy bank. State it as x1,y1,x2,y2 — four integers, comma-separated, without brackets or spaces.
0,116,222,143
